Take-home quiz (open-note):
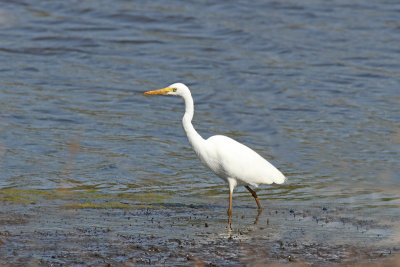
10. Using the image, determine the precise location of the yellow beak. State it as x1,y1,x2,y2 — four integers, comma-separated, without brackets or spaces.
143,87,173,95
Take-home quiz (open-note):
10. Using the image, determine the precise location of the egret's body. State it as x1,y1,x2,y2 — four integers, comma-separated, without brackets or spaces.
144,83,286,217
196,135,286,187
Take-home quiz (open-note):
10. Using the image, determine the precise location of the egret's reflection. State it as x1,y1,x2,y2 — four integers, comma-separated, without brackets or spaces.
227,209,263,232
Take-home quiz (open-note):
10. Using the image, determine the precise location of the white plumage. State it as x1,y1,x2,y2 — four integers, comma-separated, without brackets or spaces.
203,135,286,186
144,83,286,218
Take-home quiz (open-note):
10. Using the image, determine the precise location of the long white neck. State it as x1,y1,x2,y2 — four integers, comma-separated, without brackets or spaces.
181,91,205,154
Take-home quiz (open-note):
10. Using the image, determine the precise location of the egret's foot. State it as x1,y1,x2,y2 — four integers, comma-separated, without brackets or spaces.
227,215,232,231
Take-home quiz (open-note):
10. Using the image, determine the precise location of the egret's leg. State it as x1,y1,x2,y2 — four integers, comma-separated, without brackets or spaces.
227,189,233,216
245,185,262,211
227,183,234,231
253,211,261,225
227,178,236,217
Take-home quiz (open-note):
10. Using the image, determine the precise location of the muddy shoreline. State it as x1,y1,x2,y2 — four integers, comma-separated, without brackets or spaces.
0,190,399,266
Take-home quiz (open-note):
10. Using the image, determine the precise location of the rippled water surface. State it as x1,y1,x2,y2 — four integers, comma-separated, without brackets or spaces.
0,0,399,265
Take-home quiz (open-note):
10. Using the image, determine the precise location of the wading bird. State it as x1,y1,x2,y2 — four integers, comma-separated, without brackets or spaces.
143,83,286,222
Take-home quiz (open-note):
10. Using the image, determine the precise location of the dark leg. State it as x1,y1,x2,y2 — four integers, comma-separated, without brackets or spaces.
245,185,262,211
253,210,261,225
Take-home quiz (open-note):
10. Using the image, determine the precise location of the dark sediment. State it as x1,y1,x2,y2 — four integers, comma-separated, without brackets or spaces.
0,194,399,266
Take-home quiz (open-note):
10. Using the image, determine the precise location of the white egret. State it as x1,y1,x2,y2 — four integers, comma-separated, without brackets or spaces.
143,83,286,219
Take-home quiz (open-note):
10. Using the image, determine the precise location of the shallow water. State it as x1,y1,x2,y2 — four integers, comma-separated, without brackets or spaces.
0,0,399,265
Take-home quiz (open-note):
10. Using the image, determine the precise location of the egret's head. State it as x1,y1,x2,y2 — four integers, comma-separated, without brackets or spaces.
143,83,189,97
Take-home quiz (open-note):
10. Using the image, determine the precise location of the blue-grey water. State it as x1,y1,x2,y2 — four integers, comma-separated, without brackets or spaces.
0,0,399,265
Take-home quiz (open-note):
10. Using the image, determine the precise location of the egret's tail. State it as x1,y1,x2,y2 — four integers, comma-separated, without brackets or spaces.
274,171,287,184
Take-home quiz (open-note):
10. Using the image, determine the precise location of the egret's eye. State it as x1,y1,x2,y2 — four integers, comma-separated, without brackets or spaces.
172,88,177,92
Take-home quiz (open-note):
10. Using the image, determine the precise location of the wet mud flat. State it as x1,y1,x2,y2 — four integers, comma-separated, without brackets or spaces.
0,191,399,266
